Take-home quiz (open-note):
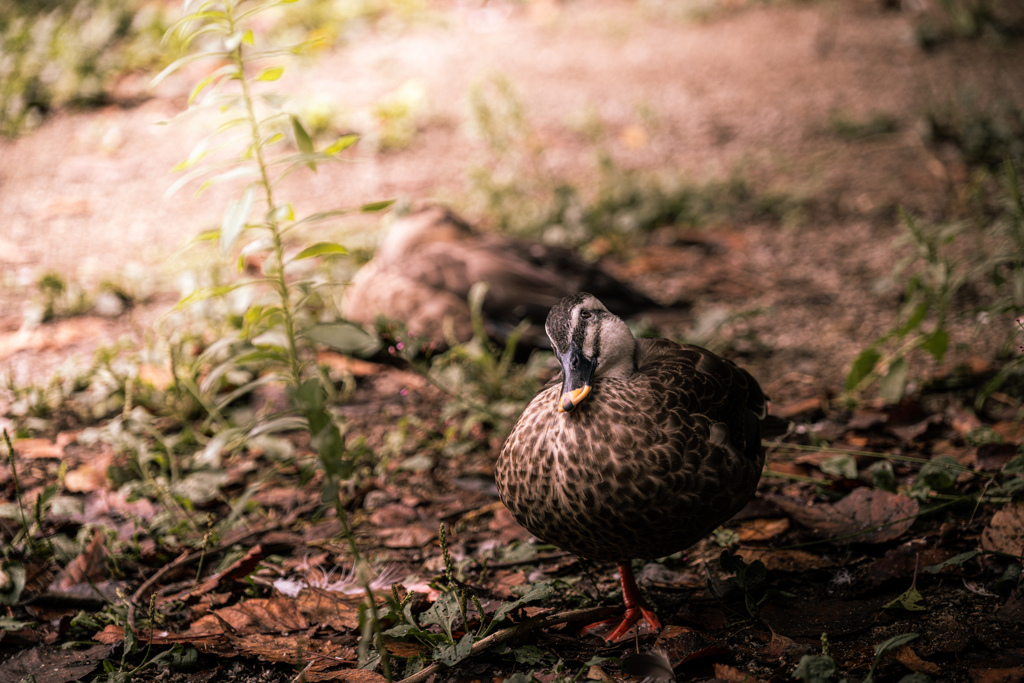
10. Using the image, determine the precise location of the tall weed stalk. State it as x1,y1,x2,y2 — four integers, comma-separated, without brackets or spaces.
154,0,393,675
154,0,390,490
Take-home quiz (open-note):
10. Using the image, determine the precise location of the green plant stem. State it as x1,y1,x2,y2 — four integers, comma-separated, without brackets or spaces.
226,2,303,389
336,500,392,682
2,430,31,555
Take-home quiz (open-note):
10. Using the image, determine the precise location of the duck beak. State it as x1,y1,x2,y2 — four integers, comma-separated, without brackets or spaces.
557,343,596,413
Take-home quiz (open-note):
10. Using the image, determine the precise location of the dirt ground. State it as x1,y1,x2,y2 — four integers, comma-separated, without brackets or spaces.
1,1,1024,681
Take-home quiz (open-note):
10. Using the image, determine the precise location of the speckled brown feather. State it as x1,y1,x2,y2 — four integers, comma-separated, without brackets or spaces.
496,337,765,562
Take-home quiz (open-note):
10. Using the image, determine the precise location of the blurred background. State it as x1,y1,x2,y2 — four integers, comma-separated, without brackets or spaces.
1,0,1023,396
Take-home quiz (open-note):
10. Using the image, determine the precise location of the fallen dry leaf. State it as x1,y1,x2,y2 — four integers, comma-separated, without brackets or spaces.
378,523,437,549
653,625,728,666
895,644,942,675
220,633,356,670
969,667,1024,683
0,643,112,683
736,548,834,573
296,589,367,631
734,517,790,542
768,488,918,544
763,629,810,660
307,668,386,683
178,628,363,680
770,396,824,421
981,502,1024,556
992,420,1024,442
52,529,108,591
383,637,430,657
486,569,528,599
369,503,419,527
489,505,534,545
64,445,114,493
190,545,265,598
714,663,766,683
137,363,174,391
186,596,310,637
93,625,125,645
761,597,892,637
12,438,62,460
317,351,386,377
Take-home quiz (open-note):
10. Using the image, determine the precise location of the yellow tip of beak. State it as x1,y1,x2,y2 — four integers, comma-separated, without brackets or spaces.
558,385,592,413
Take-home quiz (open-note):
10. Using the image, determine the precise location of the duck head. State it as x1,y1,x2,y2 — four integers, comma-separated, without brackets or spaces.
545,292,637,413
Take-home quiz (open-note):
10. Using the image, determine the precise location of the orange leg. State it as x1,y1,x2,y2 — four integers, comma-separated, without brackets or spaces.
580,561,662,642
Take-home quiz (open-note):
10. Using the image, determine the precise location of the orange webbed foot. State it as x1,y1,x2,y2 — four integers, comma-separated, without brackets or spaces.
580,561,663,643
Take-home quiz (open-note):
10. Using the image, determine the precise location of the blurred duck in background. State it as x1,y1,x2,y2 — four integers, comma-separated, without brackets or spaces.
343,206,677,352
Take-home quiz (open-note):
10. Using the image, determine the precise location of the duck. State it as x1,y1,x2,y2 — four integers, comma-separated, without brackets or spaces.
495,292,766,642
343,207,674,352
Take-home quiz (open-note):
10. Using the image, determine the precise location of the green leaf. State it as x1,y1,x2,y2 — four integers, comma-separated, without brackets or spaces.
151,51,224,89
866,632,920,683
173,137,211,172
0,562,26,606
293,242,347,260
792,654,836,683
898,674,934,683
512,645,549,665
1003,455,1024,475
919,329,949,361
325,134,359,156
174,283,251,309
879,356,909,404
270,202,295,224
922,550,980,574
502,674,538,683
846,347,881,391
304,322,382,357
719,549,746,575
171,471,229,505
0,615,32,631
291,116,316,171
291,114,314,150
434,633,474,667
868,460,897,492
189,73,217,105
360,199,397,213
249,416,308,437
820,453,858,480
193,166,260,196
897,302,929,337
911,455,961,495
492,582,554,624
257,65,285,82
187,64,237,105
883,585,925,612
420,591,463,638
221,186,254,255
